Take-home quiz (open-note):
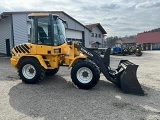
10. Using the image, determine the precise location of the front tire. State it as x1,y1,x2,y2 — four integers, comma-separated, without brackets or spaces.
18,58,45,84
71,60,100,89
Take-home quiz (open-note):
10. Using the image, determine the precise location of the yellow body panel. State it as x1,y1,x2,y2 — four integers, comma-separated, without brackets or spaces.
10,42,85,70
10,55,48,69
30,44,36,54
10,57,18,69
68,55,86,68
64,42,87,67
42,55,59,68
36,45,52,55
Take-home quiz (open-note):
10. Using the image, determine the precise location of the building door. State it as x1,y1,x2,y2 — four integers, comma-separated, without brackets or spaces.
143,43,146,50
147,43,151,50
6,39,11,56
66,29,82,42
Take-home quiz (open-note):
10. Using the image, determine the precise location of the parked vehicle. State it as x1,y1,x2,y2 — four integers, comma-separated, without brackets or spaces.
10,13,144,95
128,46,136,55
111,45,128,56
135,46,142,56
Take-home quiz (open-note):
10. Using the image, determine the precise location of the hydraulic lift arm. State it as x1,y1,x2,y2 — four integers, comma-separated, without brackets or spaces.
74,42,144,95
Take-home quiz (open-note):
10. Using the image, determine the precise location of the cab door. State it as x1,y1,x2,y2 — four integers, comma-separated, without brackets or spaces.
36,17,52,55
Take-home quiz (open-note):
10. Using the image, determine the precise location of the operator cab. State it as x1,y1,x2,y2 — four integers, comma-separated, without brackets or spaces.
29,13,67,46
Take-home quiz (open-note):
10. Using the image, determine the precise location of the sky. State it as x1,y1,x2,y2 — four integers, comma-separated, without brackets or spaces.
0,0,160,37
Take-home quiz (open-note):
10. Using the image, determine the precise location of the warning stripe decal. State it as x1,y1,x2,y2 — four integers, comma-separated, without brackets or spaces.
13,44,30,53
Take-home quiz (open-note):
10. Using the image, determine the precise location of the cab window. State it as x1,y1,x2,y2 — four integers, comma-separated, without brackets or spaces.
37,17,51,45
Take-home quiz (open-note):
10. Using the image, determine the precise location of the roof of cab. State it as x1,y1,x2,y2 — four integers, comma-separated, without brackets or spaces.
28,13,59,17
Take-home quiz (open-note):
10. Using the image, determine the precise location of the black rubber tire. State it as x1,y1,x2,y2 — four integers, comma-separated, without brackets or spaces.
136,52,142,56
122,51,126,56
128,52,131,55
18,58,45,84
45,67,59,76
71,60,100,90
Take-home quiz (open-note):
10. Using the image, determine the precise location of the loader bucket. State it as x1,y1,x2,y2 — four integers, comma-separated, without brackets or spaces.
117,60,144,95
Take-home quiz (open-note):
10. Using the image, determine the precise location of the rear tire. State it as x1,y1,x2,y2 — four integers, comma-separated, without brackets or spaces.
71,60,100,89
18,58,45,84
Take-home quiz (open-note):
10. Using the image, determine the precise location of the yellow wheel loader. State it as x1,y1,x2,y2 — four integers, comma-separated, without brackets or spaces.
10,13,144,95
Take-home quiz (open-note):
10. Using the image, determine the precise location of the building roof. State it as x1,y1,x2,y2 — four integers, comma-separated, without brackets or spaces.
0,11,91,31
136,32,160,43
86,23,107,34
116,39,136,44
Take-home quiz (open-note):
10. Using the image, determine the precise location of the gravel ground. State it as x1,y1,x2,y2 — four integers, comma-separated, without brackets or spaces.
0,51,160,120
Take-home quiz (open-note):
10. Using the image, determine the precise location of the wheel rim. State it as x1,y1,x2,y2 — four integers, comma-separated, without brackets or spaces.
22,64,36,79
76,67,93,84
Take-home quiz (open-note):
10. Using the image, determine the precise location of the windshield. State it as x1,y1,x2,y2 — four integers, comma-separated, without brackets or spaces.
54,18,66,46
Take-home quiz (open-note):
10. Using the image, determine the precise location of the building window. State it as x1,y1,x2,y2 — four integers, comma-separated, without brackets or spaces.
152,43,160,50
99,34,101,38
91,33,94,37
95,33,97,38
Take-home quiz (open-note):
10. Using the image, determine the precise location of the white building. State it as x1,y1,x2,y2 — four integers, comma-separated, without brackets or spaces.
86,23,107,48
0,11,107,55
